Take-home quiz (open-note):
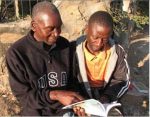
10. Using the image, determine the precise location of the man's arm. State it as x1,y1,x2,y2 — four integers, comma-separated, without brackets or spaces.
103,45,130,102
50,90,84,106
6,49,83,110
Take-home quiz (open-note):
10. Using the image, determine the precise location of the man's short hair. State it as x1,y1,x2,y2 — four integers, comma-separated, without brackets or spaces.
88,11,113,29
32,1,59,19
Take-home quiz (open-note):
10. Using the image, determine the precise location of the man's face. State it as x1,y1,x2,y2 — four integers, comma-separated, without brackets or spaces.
32,12,62,45
86,23,112,54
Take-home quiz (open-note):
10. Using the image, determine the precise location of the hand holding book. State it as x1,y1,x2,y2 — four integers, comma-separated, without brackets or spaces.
73,106,89,117
62,99,121,117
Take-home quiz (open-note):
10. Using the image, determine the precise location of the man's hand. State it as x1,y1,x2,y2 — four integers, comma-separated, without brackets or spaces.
50,90,84,106
73,106,90,117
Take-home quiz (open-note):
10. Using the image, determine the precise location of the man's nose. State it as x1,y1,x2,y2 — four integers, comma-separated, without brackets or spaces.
94,39,102,46
53,28,61,37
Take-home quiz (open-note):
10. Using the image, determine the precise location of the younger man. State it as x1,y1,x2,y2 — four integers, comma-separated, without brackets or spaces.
73,11,130,116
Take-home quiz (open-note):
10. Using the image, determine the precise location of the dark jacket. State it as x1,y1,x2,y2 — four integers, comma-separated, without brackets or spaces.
74,35,130,102
6,31,77,116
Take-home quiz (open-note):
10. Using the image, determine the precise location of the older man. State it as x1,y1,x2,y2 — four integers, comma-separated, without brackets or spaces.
6,1,83,116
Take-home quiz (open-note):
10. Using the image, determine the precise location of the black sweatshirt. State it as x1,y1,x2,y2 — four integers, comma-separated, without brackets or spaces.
6,31,77,116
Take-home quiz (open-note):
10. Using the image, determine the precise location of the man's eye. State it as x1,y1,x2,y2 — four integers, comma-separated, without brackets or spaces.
49,27,55,31
45,27,54,32
90,36,97,40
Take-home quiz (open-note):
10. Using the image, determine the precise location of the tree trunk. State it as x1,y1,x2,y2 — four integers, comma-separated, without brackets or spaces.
0,0,1,11
122,0,132,13
14,0,19,19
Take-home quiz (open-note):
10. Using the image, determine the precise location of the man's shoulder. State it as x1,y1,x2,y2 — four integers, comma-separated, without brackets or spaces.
56,36,70,49
57,36,69,43
109,38,126,53
76,35,86,46
6,31,33,55
6,34,28,59
8,34,28,50
114,44,127,58
115,44,126,53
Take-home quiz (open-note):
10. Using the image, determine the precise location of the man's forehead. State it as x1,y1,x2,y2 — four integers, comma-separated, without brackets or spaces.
36,11,57,18
87,24,112,37
36,12,58,21
36,12,62,27
39,13,49,20
89,23,112,31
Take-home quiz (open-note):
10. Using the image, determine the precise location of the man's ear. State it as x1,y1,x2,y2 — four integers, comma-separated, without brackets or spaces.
31,20,36,32
84,24,88,34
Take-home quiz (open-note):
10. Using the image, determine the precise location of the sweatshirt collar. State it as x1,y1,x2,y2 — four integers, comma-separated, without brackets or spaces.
27,30,56,52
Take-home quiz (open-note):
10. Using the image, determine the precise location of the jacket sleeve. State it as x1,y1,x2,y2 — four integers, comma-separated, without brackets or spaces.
6,49,61,110
104,45,130,101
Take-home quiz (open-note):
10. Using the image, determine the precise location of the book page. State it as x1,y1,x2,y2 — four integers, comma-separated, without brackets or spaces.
103,102,121,115
62,100,87,109
62,99,106,116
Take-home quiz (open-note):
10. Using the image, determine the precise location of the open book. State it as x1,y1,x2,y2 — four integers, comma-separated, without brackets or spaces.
62,99,121,117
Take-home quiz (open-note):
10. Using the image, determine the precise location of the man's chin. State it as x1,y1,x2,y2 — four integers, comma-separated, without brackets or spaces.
47,39,57,45
93,47,103,52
